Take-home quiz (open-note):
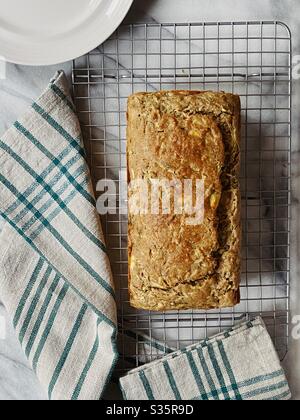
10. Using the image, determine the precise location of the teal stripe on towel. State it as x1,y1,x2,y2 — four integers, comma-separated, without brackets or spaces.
139,371,155,400
14,121,93,206
0,211,115,328
50,83,76,112
30,173,89,241
191,370,287,400
22,165,86,233
163,361,182,400
32,284,69,371
25,274,61,357
0,138,105,254
32,102,85,157
71,319,102,400
19,266,52,344
266,390,291,401
217,341,242,400
207,344,230,400
196,347,220,400
48,303,88,399
13,258,44,328
185,351,208,400
241,380,288,400
14,155,82,226
6,145,82,222
0,173,113,296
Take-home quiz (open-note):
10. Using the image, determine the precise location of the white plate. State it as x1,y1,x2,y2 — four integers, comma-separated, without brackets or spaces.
0,0,133,65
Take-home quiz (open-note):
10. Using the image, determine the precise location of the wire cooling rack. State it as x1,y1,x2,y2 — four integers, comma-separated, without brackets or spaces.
72,21,292,371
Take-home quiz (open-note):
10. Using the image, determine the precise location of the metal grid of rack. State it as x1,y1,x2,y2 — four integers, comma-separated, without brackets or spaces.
72,21,292,371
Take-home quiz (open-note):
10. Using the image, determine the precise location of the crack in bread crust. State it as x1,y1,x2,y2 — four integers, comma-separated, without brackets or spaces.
127,90,241,311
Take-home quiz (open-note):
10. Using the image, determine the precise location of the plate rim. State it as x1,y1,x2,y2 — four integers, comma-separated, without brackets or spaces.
0,0,134,66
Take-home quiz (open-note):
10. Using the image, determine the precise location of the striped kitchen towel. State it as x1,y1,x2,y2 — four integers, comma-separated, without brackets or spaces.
120,317,291,401
0,71,118,400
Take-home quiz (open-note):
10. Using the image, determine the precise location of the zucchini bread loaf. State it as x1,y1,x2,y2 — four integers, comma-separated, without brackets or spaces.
127,90,241,311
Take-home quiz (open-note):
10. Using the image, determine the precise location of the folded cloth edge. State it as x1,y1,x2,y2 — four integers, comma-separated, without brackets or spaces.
120,317,291,401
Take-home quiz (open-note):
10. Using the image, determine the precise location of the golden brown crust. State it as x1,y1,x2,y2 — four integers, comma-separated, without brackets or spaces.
127,90,241,311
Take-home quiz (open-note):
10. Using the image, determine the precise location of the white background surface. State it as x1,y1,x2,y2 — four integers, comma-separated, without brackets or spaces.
0,0,299,400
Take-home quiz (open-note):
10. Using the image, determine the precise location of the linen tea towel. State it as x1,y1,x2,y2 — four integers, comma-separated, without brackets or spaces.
120,317,291,400
0,71,118,400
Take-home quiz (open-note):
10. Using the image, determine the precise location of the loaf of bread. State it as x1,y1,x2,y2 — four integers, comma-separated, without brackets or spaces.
127,90,241,311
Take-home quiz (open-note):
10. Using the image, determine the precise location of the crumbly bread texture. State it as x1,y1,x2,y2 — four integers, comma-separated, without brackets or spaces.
127,90,241,311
